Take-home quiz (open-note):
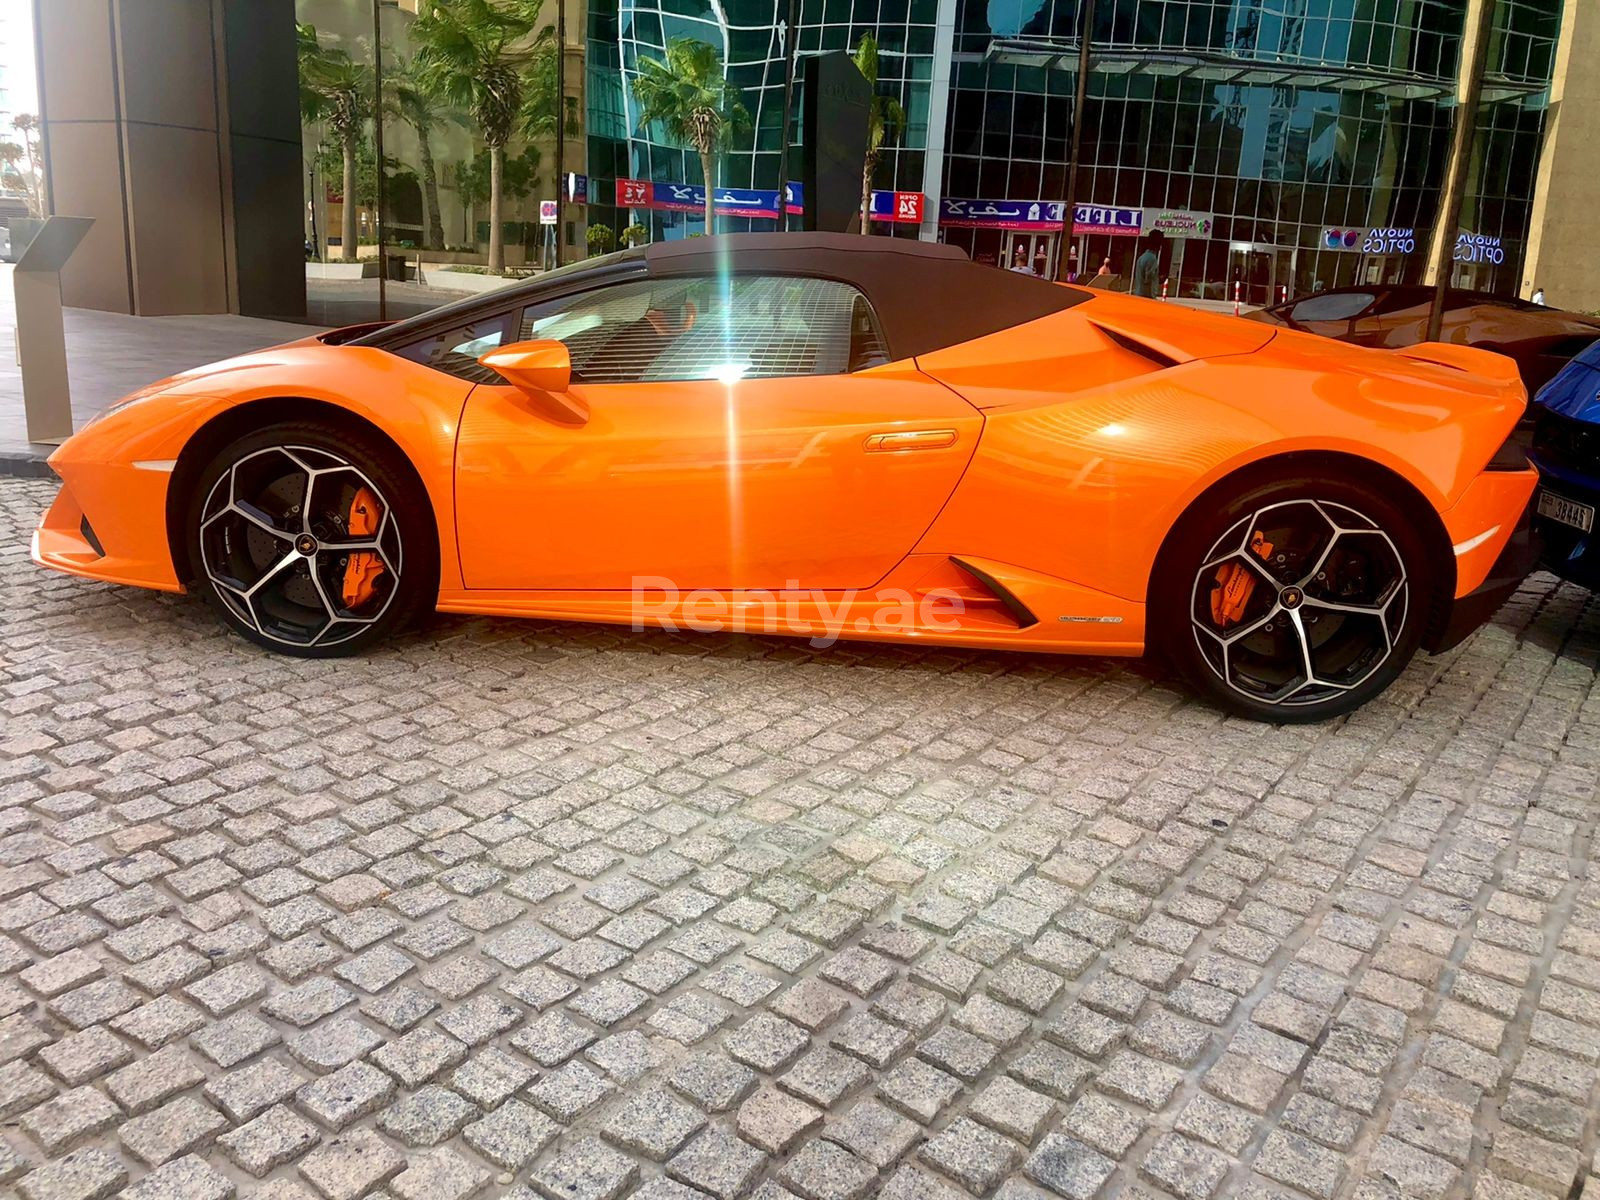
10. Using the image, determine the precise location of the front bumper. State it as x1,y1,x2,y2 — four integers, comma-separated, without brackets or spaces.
32,467,185,593
1425,491,1540,653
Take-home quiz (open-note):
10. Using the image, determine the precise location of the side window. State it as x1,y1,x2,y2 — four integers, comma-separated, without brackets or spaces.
392,311,515,384
1289,291,1376,324
518,275,889,384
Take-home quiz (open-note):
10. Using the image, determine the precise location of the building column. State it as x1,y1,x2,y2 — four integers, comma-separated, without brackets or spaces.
33,0,304,319
917,0,958,242
1521,0,1600,310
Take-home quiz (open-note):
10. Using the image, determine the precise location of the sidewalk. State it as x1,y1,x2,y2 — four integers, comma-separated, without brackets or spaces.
0,264,316,476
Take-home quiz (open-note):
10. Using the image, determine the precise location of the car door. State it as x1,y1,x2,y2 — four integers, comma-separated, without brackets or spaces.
452,272,983,591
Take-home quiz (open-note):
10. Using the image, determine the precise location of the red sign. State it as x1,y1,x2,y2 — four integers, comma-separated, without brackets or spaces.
616,178,653,208
888,192,923,224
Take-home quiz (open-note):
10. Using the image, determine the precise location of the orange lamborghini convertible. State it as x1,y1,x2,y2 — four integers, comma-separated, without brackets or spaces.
34,233,1536,721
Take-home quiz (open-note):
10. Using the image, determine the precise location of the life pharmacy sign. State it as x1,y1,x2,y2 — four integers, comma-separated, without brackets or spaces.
1454,230,1505,265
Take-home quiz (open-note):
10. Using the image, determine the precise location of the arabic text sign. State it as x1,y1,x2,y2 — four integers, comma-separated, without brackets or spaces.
940,198,1066,230
619,178,922,223
1454,231,1504,265
1142,210,1213,239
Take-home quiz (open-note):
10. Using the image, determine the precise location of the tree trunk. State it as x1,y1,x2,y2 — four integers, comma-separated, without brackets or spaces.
860,158,875,235
340,127,358,262
418,129,444,250
699,149,716,234
488,143,505,273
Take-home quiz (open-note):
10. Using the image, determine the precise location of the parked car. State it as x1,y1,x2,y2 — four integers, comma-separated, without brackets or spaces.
1243,285,1600,398
33,233,1536,722
1529,338,1600,589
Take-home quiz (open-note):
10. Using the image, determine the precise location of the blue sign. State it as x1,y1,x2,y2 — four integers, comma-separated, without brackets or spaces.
941,198,1066,230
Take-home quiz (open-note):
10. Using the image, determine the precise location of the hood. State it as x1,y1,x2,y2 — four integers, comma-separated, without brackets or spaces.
1534,337,1600,422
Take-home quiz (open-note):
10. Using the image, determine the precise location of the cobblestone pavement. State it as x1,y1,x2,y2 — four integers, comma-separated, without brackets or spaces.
3,475,1600,1200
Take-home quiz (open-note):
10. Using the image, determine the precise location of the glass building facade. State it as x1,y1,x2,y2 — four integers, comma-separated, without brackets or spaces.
586,0,1565,302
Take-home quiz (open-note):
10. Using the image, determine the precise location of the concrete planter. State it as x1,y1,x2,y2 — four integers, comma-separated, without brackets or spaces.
427,271,522,295
307,261,377,280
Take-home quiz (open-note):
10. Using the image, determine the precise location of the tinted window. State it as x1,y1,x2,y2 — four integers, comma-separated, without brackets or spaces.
1290,292,1376,323
518,275,890,384
392,312,517,384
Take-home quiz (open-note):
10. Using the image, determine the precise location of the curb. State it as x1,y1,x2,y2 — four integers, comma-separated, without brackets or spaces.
0,451,54,480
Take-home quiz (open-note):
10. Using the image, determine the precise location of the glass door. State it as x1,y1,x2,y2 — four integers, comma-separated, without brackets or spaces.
1002,231,1055,277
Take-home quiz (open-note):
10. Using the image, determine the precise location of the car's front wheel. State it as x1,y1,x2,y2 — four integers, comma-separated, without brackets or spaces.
186,421,436,656
1154,471,1438,722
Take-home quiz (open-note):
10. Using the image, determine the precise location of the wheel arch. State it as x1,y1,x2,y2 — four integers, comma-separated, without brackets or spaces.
1147,449,1457,647
165,396,439,588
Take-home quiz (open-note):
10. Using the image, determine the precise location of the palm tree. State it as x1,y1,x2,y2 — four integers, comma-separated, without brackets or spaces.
853,34,905,236
413,0,549,272
631,38,750,234
383,51,447,249
298,23,372,262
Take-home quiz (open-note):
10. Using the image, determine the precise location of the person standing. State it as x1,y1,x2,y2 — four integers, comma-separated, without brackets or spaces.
1008,246,1034,273
1131,229,1165,297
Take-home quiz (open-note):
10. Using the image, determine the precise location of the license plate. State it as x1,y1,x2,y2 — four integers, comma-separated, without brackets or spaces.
1537,490,1595,533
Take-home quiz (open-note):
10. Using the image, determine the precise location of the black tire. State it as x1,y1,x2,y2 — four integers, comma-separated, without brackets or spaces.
1152,469,1438,722
185,420,437,657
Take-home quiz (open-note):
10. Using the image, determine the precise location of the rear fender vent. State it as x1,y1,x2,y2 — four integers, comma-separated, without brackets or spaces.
1089,322,1183,370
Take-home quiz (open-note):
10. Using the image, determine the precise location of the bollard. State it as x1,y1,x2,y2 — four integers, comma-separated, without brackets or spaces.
1161,278,1169,301
1233,280,1241,317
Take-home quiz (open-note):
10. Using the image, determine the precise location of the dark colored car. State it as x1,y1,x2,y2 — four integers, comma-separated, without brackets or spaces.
1244,285,1600,399
1529,338,1600,589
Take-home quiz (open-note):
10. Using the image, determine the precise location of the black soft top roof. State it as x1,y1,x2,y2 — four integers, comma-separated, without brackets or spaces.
356,232,1090,361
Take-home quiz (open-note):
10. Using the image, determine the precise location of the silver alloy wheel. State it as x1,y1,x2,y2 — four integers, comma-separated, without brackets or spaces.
197,445,402,648
1188,499,1408,707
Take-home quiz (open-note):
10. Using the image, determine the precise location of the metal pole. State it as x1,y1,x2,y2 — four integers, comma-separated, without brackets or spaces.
1426,0,1494,342
1053,0,1094,281
372,0,388,319
776,0,800,228
555,0,567,265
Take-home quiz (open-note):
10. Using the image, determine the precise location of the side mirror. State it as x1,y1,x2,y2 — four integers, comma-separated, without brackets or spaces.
479,340,588,422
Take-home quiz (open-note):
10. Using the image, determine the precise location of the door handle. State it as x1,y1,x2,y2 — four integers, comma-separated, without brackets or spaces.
864,429,959,452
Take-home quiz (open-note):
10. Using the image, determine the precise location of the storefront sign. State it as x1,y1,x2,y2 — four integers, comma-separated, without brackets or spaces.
1455,231,1504,264
1143,210,1213,238
1322,227,1417,254
940,198,1065,230
939,199,1143,234
872,190,924,224
538,199,558,226
618,177,922,224
1073,205,1143,236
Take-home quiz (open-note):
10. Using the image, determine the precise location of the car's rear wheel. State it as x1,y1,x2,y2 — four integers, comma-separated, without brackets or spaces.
1154,472,1437,722
186,421,436,656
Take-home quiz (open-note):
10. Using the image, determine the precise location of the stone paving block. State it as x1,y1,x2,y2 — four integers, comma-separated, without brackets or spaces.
205,1059,308,1123
17,1147,127,1200
825,1097,920,1167
668,1128,766,1200
921,1116,1024,1194
464,1097,560,1170
780,1138,880,1200
118,1154,235,1200
969,1076,1056,1145
118,1095,229,1167
602,1086,706,1160
216,1103,321,1176
389,1146,491,1200
739,1085,826,1153
20,1085,121,1155
533,1135,639,1200
298,1128,406,1200
1023,1133,1116,1200
378,1083,479,1146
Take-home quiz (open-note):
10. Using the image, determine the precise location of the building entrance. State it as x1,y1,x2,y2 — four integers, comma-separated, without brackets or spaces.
1003,231,1056,277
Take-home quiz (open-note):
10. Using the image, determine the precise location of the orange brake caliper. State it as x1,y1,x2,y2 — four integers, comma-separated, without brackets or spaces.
340,487,385,608
1209,531,1274,627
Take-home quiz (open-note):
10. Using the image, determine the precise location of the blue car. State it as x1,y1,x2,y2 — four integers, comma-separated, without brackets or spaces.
1530,338,1600,588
